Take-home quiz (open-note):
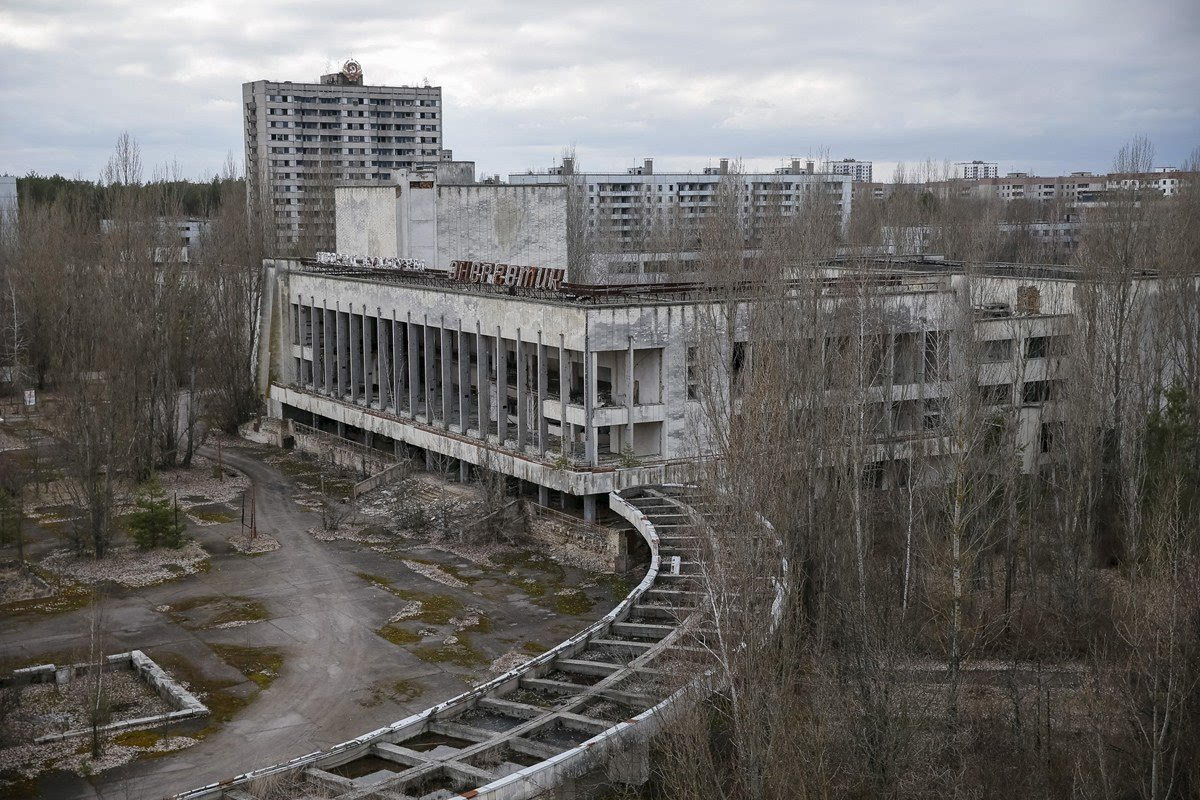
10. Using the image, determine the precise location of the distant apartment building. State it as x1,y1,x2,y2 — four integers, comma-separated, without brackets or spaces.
0,175,16,227
827,158,873,182
858,167,1187,207
508,157,853,280
243,61,444,253
956,160,999,180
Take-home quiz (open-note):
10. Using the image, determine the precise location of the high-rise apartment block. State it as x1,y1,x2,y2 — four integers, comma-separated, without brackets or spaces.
243,61,443,253
827,158,873,182
956,160,999,180
509,157,852,279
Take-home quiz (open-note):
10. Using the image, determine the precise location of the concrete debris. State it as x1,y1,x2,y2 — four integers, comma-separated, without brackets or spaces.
402,559,467,588
226,531,281,554
41,541,209,588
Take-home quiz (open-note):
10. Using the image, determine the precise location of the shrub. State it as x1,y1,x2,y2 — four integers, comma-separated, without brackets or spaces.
128,480,187,549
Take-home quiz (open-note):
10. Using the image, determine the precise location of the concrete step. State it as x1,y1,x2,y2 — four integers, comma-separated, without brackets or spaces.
633,604,690,620
555,658,623,678
611,621,674,640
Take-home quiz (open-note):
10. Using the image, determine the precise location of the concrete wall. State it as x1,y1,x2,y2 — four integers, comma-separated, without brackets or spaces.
335,181,569,272
335,186,401,258
436,185,567,270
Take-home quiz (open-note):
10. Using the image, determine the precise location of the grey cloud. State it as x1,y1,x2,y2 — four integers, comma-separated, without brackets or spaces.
1,0,1197,181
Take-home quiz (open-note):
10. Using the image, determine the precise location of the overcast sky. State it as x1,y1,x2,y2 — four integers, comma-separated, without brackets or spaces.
2,0,1198,183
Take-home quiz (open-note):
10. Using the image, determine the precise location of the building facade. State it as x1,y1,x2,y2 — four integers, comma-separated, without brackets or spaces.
509,157,853,278
828,158,873,182
256,255,1099,521
956,160,999,180
243,61,444,253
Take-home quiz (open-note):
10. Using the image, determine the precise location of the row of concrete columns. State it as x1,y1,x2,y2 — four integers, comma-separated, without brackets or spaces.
294,297,617,463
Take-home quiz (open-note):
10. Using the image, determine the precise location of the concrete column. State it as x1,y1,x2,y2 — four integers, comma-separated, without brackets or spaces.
495,327,508,445
306,300,317,387
538,484,549,506
440,324,452,431
335,304,346,398
458,328,470,433
323,304,333,393
459,460,470,483
423,322,436,424
476,324,489,439
313,301,324,390
626,337,635,455
536,333,547,455
393,310,405,413
348,307,361,403
360,312,372,407
377,309,389,410
516,332,528,449
585,349,597,466
407,317,420,418
425,449,433,471
584,494,597,523
558,336,568,456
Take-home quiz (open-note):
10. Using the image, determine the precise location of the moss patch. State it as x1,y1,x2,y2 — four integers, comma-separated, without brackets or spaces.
165,595,270,629
356,572,462,624
494,551,568,600
113,728,166,748
377,625,421,646
392,678,423,702
413,634,487,668
208,643,284,690
0,583,92,617
189,508,236,524
521,641,547,656
547,589,594,616
599,573,633,602
208,600,269,627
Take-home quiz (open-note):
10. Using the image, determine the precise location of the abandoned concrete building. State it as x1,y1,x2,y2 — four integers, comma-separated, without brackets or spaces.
254,248,1117,521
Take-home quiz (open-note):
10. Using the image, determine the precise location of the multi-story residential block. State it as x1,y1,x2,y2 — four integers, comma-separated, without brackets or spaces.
99,216,211,262
827,158,873,183
508,157,853,280
858,167,1188,208
243,61,444,253
956,160,999,180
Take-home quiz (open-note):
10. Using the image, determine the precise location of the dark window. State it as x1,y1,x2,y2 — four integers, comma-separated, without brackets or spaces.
982,339,1013,363
979,383,1012,406
1023,380,1052,403
1026,337,1048,359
